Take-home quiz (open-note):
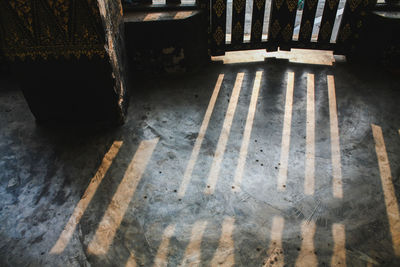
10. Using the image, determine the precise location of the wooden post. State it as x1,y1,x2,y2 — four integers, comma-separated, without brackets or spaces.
0,0,129,125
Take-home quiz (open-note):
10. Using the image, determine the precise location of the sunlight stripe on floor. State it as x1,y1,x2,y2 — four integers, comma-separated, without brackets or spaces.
264,216,285,267
331,223,346,266
327,75,343,199
305,74,315,195
210,217,235,266
87,138,159,255
50,140,123,254
205,73,244,194
372,124,400,256
295,221,317,267
154,224,176,267
277,72,295,191
233,71,263,190
178,74,224,197
180,220,208,266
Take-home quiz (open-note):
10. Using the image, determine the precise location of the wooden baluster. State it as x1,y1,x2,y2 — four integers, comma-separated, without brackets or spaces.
250,0,266,44
211,0,227,55
231,0,246,46
298,0,319,45
317,0,340,45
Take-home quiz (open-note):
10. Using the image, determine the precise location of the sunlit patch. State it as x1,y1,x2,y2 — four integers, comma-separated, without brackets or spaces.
277,72,294,191
305,73,315,196
173,11,193,20
295,221,317,267
181,220,208,266
87,138,159,255
372,124,400,256
233,71,263,191
144,13,163,21
126,251,137,267
264,216,285,267
205,73,244,194
153,224,176,267
178,74,224,197
327,75,343,199
210,217,235,266
331,223,346,266
50,141,123,254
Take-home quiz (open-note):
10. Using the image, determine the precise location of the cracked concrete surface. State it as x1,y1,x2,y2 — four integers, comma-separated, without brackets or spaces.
0,50,400,266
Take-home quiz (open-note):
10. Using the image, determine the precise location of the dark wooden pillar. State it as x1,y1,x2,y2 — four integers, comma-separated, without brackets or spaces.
0,0,129,125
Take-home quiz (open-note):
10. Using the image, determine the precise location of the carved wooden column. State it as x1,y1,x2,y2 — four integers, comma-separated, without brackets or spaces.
0,0,129,125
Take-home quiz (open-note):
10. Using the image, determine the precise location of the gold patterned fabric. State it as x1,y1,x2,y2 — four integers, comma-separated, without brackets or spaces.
0,0,106,60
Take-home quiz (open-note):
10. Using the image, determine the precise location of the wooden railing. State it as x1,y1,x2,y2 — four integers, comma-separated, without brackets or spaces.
210,0,378,56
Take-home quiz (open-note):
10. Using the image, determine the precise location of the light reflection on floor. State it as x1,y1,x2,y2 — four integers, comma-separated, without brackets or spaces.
87,138,159,255
372,124,400,257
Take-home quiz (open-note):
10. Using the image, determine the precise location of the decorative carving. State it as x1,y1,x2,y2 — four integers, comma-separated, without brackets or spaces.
252,20,263,39
339,23,351,42
286,0,297,12
233,22,243,41
255,0,265,10
349,0,361,11
307,0,318,10
233,0,245,14
270,20,281,38
281,23,292,42
214,26,225,46
213,0,225,18
319,21,331,40
301,20,312,40
275,0,284,10
327,0,338,9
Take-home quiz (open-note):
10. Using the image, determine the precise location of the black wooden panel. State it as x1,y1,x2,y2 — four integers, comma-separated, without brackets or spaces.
317,0,340,44
198,0,211,56
298,0,319,44
166,0,181,4
335,0,377,54
211,0,227,55
267,0,299,51
250,0,266,43
231,0,246,46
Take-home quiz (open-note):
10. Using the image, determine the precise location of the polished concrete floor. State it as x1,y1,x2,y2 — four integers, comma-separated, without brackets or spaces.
0,50,400,266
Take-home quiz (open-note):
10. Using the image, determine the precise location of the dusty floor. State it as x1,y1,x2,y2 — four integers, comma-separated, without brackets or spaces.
0,50,400,266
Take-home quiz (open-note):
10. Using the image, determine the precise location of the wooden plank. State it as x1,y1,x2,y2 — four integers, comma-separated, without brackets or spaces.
250,0,266,43
298,0,319,44
267,0,299,51
231,0,246,46
317,0,340,44
224,40,335,51
211,0,227,55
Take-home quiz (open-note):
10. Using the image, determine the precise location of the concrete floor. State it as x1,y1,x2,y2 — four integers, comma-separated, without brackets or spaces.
0,50,400,266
